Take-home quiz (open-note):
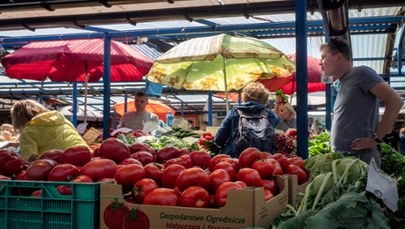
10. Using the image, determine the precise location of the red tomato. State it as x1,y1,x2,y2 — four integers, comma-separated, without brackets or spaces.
235,168,263,187
103,200,130,229
209,169,232,194
38,149,63,163
59,145,91,167
212,161,236,179
220,158,240,174
99,138,131,164
131,130,145,138
31,189,42,197
252,158,283,179
132,178,159,204
161,164,185,188
0,175,11,180
287,156,306,170
120,158,143,166
24,159,57,181
143,188,179,206
179,186,210,208
123,208,150,229
189,151,211,169
130,151,155,166
0,150,24,177
176,167,211,191
238,147,269,168
285,129,297,138
15,170,26,180
262,179,278,195
129,142,156,155
98,177,115,183
286,164,308,184
93,146,100,157
209,154,231,172
214,182,243,207
48,164,80,181
234,180,247,188
178,148,191,156
165,154,192,168
72,174,93,182
197,138,207,149
156,146,180,163
272,153,290,172
144,162,164,184
114,164,145,188
56,185,72,195
202,132,214,141
263,188,275,201
81,158,118,181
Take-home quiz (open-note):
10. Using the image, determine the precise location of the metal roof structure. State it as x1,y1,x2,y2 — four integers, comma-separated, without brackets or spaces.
0,5,404,102
0,0,402,31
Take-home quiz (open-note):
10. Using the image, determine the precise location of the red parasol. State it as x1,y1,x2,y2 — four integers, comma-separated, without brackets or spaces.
1,39,153,82
260,54,325,95
1,39,154,124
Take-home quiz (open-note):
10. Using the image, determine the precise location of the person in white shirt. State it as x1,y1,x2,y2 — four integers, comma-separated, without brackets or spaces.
118,92,159,131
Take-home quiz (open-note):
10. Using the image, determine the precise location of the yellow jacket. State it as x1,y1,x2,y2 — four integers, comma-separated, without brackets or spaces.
19,111,88,161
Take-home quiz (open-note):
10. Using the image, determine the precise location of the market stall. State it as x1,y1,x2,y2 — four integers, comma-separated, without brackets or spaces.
0,0,404,228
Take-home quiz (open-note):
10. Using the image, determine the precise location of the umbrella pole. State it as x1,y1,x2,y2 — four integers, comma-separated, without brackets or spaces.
84,61,88,124
290,78,295,103
84,77,88,124
223,60,230,112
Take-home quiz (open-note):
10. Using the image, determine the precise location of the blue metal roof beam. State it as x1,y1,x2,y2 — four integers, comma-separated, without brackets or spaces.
1,16,402,46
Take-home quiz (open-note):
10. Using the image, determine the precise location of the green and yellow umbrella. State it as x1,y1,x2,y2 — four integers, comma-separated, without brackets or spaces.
146,34,296,110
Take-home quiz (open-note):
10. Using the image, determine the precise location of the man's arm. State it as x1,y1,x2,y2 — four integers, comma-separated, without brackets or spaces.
118,114,126,128
370,82,403,140
151,113,159,122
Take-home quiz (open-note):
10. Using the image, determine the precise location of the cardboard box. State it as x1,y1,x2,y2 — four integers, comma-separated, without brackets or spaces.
288,175,309,208
100,176,288,229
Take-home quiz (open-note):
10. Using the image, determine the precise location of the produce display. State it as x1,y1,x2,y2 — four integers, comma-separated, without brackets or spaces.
1,128,404,229
275,133,405,229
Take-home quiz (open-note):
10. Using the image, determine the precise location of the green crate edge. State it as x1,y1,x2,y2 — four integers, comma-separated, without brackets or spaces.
0,180,100,229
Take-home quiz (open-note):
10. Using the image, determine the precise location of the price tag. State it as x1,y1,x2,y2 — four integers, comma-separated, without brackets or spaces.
111,127,133,136
82,127,102,144
366,158,398,212
182,137,200,145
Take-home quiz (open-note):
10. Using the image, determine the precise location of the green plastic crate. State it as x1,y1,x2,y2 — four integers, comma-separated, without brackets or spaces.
0,180,99,229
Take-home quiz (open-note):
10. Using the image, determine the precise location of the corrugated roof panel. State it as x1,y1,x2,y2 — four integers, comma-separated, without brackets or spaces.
265,37,324,58
131,44,162,60
353,60,385,74
351,34,388,74
349,6,401,17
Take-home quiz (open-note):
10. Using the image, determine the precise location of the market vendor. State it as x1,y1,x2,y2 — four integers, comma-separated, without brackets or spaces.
118,91,159,131
274,102,297,132
10,99,88,161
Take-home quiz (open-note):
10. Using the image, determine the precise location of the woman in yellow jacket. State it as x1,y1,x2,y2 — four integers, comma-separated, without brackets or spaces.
11,99,88,161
